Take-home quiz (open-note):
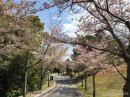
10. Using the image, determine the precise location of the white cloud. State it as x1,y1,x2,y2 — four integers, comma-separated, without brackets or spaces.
62,9,88,37
53,16,62,21
62,23,77,37
63,24,77,32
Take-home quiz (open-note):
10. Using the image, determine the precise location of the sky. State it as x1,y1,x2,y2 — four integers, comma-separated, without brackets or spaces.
36,8,78,37
36,6,78,60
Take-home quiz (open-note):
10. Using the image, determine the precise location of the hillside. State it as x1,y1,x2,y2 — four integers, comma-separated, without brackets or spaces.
77,65,126,97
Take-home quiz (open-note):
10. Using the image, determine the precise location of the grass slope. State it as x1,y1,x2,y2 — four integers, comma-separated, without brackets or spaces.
77,66,126,97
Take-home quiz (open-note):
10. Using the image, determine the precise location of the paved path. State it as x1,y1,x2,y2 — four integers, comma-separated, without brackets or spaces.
40,75,81,97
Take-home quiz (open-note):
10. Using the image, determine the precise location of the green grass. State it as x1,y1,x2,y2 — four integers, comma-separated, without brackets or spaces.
77,70,126,97
25,80,54,97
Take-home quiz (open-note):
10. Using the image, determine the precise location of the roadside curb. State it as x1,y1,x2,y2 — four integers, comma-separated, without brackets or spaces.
34,81,57,97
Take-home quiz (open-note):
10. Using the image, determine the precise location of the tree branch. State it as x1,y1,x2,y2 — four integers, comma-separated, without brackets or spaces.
94,4,127,58
93,0,130,31
58,38,122,57
27,59,43,70
112,64,126,81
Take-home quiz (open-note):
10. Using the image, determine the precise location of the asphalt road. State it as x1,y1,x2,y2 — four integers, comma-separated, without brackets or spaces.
41,75,81,97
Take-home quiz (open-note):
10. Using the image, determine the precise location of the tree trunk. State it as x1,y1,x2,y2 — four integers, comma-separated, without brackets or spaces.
93,72,96,97
81,80,84,86
48,73,50,87
23,50,29,97
58,71,59,75
23,70,27,97
39,76,43,90
123,61,130,97
39,64,43,90
85,77,87,91
39,69,47,90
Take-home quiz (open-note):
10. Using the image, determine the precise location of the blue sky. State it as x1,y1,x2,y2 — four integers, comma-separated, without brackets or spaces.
36,3,86,60
36,7,75,60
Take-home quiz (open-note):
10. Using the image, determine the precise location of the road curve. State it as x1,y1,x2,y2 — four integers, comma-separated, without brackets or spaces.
40,75,81,97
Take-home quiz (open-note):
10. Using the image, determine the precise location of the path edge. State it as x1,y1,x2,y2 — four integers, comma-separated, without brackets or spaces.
34,81,57,97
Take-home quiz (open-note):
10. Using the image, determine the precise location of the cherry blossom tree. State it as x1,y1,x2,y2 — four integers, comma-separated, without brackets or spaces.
40,0,130,96
71,43,104,97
